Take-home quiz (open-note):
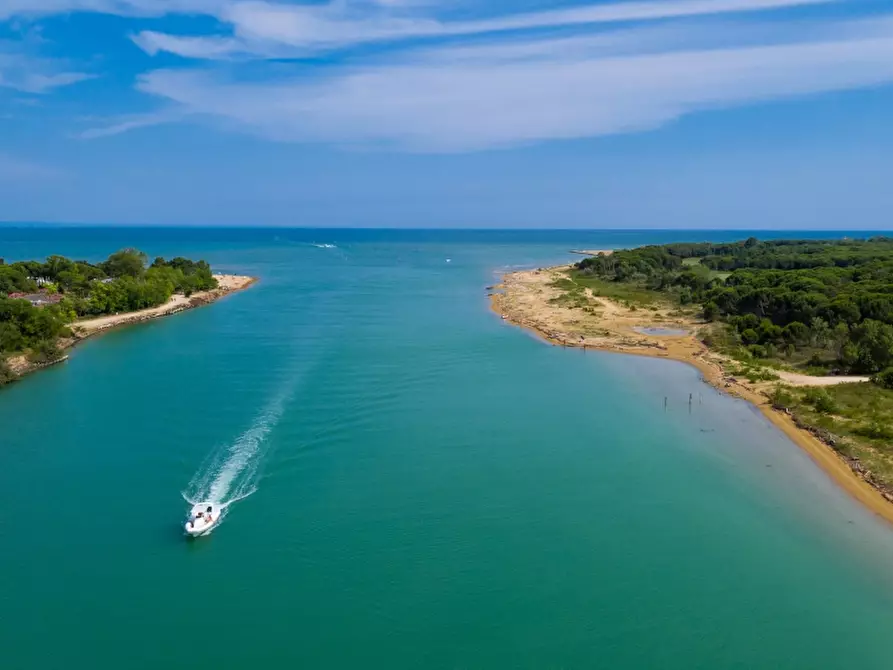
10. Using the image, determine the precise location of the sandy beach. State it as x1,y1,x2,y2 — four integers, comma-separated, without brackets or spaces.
491,264,893,524
7,274,257,376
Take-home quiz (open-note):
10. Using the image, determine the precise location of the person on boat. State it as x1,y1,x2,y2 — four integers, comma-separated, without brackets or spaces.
205,505,214,523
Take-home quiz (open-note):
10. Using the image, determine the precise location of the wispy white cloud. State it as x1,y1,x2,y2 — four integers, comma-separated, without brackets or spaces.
132,31,243,59
11,0,891,157
0,0,223,20
131,0,835,58
76,110,184,138
0,47,94,92
115,20,893,152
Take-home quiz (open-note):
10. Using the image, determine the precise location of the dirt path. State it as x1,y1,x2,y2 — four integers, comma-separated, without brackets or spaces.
774,371,870,386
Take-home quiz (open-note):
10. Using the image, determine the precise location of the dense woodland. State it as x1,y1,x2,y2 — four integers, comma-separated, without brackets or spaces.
576,238,893,383
0,249,216,382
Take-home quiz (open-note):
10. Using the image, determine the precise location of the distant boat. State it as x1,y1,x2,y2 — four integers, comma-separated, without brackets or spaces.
446,258,452,263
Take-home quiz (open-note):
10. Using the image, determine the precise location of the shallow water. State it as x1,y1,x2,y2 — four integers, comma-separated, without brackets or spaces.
2,228,893,669
634,326,690,336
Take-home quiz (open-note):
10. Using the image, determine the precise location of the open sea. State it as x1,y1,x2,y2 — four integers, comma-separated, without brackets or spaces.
2,227,893,669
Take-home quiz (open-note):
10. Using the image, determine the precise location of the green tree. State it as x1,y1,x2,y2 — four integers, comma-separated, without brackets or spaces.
810,317,831,349
0,356,15,386
849,320,893,373
101,249,148,279
782,321,808,344
741,328,760,345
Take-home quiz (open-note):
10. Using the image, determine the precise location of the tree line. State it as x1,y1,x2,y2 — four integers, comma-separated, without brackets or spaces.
1,249,218,383
576,238,893,380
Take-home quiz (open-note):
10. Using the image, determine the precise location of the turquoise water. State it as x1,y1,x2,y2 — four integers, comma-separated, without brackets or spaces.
3,228,893,669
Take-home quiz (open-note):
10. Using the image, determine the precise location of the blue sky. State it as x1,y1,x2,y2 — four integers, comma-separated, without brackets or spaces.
1,0,892,228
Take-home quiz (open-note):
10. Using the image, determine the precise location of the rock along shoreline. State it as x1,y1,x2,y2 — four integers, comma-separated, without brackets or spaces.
5,274,258,383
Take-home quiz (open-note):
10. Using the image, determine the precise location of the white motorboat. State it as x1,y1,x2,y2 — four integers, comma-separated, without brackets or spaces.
184,502,221,537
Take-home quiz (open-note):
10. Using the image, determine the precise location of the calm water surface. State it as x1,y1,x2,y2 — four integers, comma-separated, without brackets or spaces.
2,228,893,669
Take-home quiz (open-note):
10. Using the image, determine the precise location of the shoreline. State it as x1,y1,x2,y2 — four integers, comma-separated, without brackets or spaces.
6,274,257,381
490,265,893,525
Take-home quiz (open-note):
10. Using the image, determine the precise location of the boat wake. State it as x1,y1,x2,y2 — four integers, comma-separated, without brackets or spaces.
182,384,293,530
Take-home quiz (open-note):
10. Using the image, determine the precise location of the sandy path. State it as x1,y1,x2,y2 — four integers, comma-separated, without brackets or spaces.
775,371,870,386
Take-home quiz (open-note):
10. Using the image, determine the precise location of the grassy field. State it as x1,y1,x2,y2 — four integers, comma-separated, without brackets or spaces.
566,270,663,307
772,382,893,490
548,277,596,311
681,257,731,281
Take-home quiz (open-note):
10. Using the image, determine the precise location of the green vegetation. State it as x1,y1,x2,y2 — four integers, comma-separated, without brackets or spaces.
772,382,893,488
0,249,217,386
0,296,70,356
578,238,893,492
0,357,15,385
549,271,662,313
569,271,661,307
548,277,592,310
725,361,780,384
578,238,893,376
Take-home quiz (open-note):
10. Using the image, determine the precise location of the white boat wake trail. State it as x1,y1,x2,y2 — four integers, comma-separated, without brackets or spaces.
182,384,293,527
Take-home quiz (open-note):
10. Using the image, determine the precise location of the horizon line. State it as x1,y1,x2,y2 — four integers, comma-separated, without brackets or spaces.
1,222,892,233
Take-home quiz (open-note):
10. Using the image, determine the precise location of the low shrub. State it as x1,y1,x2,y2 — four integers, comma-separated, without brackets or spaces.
803,387,838,414
769,385,796,410
871,367,893,390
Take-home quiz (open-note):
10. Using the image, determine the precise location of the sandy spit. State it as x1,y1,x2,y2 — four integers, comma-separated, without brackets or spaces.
490,265,893,525
7,274,257,376
71,274,256,336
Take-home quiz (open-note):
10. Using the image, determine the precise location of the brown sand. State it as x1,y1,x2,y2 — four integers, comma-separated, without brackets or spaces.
491,265,893,524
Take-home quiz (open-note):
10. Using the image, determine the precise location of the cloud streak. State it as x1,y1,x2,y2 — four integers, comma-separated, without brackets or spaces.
10,0,892,157
130,0,836,58
0,48,94,93
119,19,893,152
76,110,184,138
0,0,223,20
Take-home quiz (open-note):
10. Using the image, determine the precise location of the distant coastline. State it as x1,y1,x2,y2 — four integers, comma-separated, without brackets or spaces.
5,274,257,382
490,263,893,525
